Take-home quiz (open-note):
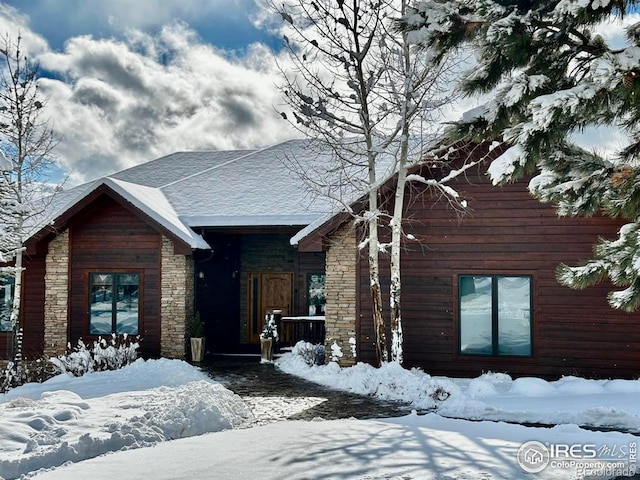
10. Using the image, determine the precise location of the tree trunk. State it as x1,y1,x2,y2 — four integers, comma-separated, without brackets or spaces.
389,1,412,364
390,165,407,364
10,245,25,381
370,256,386,365
369,187,387,365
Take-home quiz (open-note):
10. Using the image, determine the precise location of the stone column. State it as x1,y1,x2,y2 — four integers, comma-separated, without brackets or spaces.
44,230,69,357
324,223,357,366
160,236,194,358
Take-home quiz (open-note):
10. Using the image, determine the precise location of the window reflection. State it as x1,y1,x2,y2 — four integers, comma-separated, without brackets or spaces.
460,276,492,355
89,273,139,335
498,277,532,356
308,273,326,316
0,276,14,332
459,275,532,357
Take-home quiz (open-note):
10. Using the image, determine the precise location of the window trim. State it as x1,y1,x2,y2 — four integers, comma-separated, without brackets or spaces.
88,271,141,336
457,273,534,358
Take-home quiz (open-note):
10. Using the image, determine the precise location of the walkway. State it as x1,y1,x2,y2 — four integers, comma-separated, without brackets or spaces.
199,358,640,480
201,356,424,426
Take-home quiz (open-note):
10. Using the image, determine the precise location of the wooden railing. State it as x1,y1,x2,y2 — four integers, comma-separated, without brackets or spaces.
277,316,325,348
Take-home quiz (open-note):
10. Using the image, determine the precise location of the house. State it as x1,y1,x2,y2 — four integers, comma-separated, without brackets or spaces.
1,139,333,361
3,139,638,379
294,143,640,379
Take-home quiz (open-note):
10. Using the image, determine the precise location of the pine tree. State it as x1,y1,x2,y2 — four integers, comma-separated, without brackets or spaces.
401,0,640,311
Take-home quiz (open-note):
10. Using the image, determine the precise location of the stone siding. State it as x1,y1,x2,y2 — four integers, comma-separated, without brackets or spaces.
160,237,194,358
44,230,69,357
325,223,357,366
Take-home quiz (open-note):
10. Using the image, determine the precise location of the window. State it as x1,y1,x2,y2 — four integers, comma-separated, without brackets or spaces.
307,273,326,316
458,275,532,356
0,275,14,332
89,273,140,335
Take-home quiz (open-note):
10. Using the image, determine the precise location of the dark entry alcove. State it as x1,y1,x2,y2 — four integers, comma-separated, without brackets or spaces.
194,234,241,353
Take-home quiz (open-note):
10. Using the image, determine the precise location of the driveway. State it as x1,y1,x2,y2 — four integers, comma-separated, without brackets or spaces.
201,357,423,425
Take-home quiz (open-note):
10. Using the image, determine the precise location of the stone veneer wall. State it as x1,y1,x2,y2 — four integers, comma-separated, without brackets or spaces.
44,229,69,357
160,236,194,358
324,223,357,366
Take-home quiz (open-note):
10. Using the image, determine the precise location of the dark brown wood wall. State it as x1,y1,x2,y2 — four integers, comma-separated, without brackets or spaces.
69,195,162,356
22,255,46,359
0,255,46,360
357,165,640,379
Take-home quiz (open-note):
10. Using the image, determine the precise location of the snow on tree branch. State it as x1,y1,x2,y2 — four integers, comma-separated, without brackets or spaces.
401,0,640,310
272,0,460,364
0,33,60,381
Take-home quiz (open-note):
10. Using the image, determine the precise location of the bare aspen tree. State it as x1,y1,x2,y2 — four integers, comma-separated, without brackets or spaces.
0,35,58,382
273,0,467,364
273,0,392,364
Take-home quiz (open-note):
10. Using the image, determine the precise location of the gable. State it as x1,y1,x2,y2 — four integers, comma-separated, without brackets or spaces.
26,184,200,255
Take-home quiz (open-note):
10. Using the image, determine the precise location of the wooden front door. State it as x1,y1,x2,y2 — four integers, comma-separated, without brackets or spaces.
247,272,292,344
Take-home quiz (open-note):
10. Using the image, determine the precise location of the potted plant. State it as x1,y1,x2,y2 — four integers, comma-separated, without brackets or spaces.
187,311,206,362
259,312,279,363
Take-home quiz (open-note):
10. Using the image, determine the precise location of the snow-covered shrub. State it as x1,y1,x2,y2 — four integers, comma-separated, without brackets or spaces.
260,313,279,341
291,341,325,366
430,386,450,402
330,341,343,362
50,334,140,377
1,328,56,393
0,355,58,393
1,361,20,393
0,335,140,392
24,356,58,384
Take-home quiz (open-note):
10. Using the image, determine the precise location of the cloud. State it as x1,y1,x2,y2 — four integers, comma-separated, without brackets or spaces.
8,0,632,188
30,21,296,184
595,12,640,48
5,0,275,53
98,0,255,31
0,4,49,55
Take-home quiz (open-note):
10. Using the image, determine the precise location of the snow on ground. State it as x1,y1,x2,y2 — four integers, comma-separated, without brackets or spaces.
277,350,640,432
30,414,638,480
0,358,253,479
244,396,327,426
1,351,639,479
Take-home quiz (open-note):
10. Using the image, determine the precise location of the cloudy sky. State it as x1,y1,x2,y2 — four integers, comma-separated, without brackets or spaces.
0,1,636,186
0,0,296,184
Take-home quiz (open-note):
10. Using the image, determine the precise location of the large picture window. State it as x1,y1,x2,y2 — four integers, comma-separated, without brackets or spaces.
459,275,532,356
89,273,140,335
0,275,15,332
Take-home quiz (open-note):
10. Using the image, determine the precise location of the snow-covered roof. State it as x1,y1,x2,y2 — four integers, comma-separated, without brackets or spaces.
105,178,210,249
30,139,350,250
289,210,339,246
32,137,437,250
160,140,338,223
289,136,441,246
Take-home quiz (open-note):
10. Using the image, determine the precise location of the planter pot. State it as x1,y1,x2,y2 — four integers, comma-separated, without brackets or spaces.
260,337,273,363
190,337,205,362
